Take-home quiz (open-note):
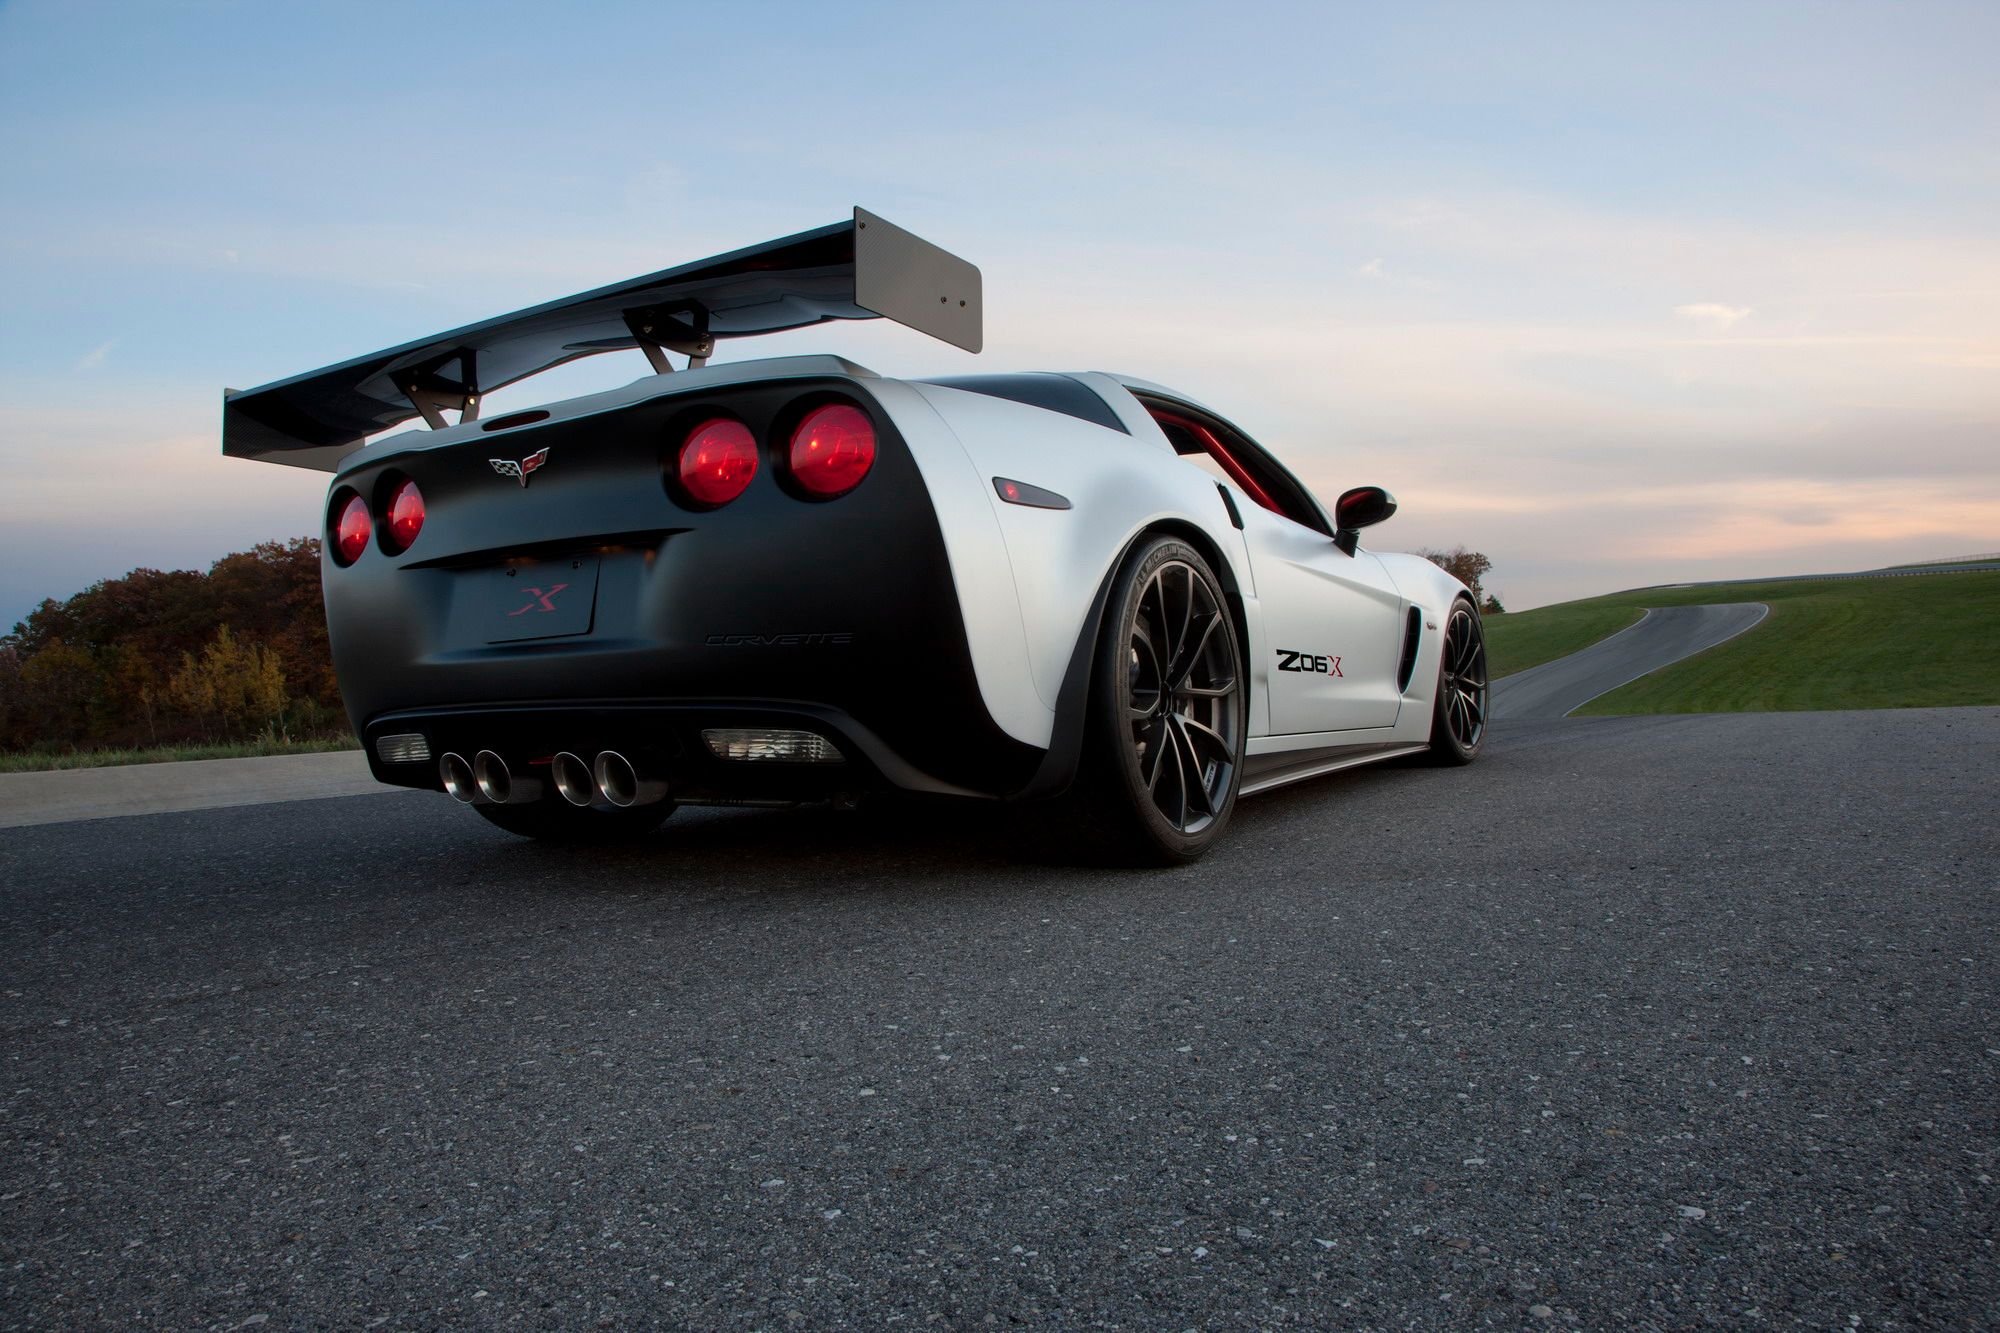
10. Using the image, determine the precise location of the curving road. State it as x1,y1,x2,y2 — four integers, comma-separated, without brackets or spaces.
1490,602,1768,720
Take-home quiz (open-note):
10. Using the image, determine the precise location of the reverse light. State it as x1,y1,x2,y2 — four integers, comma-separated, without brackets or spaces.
375,733,431,764
384,478,425,553
677,418,759,506
331,492,370,566
788,403,876,497
702,728,843,764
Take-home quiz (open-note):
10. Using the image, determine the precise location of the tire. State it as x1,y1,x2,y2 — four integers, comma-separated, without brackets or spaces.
1058,536,1247,865
472,799,673,843
1423,597,1488,765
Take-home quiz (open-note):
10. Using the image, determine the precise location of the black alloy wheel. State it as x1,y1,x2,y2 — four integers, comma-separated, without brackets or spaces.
1063,536,1246,864
1425,598,1487,764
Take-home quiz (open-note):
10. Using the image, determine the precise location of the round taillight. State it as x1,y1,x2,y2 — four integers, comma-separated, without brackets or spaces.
788,403,876,498
331,493,370,566
677,418,758,506
384,479,425,553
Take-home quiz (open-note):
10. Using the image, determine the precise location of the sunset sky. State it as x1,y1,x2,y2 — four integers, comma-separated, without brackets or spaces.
2,0,1994,624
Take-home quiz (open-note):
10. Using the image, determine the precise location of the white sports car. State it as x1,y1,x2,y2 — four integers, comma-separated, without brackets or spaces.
225,209,1487,863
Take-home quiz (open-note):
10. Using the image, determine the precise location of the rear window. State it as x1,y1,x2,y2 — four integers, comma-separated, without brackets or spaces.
921,374,1129,434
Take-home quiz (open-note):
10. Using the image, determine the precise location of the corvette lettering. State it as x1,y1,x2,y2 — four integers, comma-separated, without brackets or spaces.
705,632,855,647
1275,649,1342,677
490,447,550,487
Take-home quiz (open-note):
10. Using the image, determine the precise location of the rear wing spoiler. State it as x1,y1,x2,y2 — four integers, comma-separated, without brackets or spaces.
222,207,981,470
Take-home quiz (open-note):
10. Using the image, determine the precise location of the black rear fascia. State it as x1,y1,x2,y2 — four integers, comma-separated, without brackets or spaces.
325,376,1039,797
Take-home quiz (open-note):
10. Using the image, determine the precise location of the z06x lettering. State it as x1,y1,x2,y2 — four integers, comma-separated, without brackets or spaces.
1275,650,1342,677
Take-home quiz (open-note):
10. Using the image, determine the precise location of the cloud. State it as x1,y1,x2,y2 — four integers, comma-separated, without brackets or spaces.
1673,303,1752,329
7,152,1998,617
1353,256,1441,291
72,338,117,371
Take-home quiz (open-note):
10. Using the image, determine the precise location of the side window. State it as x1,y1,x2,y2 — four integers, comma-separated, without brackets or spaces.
1143,402,1329,534
1155,417,1237,488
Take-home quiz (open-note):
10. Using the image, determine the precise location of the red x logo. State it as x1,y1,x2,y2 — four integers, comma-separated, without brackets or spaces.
508,583,569,615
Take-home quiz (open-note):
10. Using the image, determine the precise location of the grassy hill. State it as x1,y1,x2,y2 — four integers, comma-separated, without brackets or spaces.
1485,570,2000,714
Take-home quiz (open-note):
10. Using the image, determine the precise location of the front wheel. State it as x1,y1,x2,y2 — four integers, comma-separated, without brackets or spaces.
472,799,673,843
1423,598,1488,765
1059,537,1246,865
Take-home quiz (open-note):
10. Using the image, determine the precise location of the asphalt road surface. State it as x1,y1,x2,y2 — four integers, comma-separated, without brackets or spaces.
1491,603,1770,721
4,707,1995,1329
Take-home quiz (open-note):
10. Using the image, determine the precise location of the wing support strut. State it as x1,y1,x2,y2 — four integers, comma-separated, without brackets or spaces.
392,349,481,430
622,307,713,374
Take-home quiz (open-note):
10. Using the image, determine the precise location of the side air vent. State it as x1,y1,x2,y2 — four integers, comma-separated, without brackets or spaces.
1215,483,1244,530
1396,606,1423,692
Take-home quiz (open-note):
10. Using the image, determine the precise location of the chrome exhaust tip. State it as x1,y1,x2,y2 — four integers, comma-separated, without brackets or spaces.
474,749,543,805
594,750,669,808
439,752,483,804
551,751,598,808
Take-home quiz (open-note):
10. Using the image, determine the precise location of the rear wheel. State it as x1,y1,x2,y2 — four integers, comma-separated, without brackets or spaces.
472,800,673,843
1059,537,1246,865
1424,598,1487,765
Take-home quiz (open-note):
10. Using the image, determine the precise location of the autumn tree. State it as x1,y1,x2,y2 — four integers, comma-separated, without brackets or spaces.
14,639,101,744
1414,547,1495,603
168,626,289,738
1,537,344,751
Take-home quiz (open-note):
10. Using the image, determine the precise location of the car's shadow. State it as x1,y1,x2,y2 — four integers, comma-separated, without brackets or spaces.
436,747,1462,901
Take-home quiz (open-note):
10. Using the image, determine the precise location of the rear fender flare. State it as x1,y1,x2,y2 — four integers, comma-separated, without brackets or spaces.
1011,520,1250,802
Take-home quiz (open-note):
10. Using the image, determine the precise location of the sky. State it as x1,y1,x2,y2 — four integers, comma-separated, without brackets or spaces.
1,0,1995,623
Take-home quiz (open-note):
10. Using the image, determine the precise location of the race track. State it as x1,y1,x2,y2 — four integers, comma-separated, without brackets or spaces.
1491,602,1769,720
3,706,1994,1328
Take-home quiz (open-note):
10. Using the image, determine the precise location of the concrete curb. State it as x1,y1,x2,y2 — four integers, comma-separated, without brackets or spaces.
0,750,399,830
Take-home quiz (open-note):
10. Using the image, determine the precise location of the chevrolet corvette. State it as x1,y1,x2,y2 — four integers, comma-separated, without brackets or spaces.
224,209,1486,863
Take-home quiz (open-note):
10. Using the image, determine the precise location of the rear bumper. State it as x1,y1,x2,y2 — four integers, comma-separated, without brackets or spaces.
325,376,1042,800
363,698,1022,802
362,696,1040,800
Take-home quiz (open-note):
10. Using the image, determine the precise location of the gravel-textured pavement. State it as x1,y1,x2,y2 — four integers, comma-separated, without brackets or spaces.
1491,604,1770,720
2,708,1995,1329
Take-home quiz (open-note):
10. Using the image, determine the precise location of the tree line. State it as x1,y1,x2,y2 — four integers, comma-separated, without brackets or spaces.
0,539,345,754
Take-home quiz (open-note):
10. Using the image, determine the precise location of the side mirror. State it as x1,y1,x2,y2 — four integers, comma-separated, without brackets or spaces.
1334,486,1397,554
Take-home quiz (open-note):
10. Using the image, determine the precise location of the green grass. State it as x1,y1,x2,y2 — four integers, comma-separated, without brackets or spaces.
0,734,358,773
1485,603,1647,677
1489,570,2000,714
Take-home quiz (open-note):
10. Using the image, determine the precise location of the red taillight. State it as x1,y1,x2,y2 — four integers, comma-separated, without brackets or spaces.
677,418,758,506
788,403,875,498
332,493,370,565
384,479,425,553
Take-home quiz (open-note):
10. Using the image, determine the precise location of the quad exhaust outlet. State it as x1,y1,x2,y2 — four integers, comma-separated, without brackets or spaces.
593,750,670,808
473,749,543,805
442,747,668,809
551,752,599,808
439,752,483,804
